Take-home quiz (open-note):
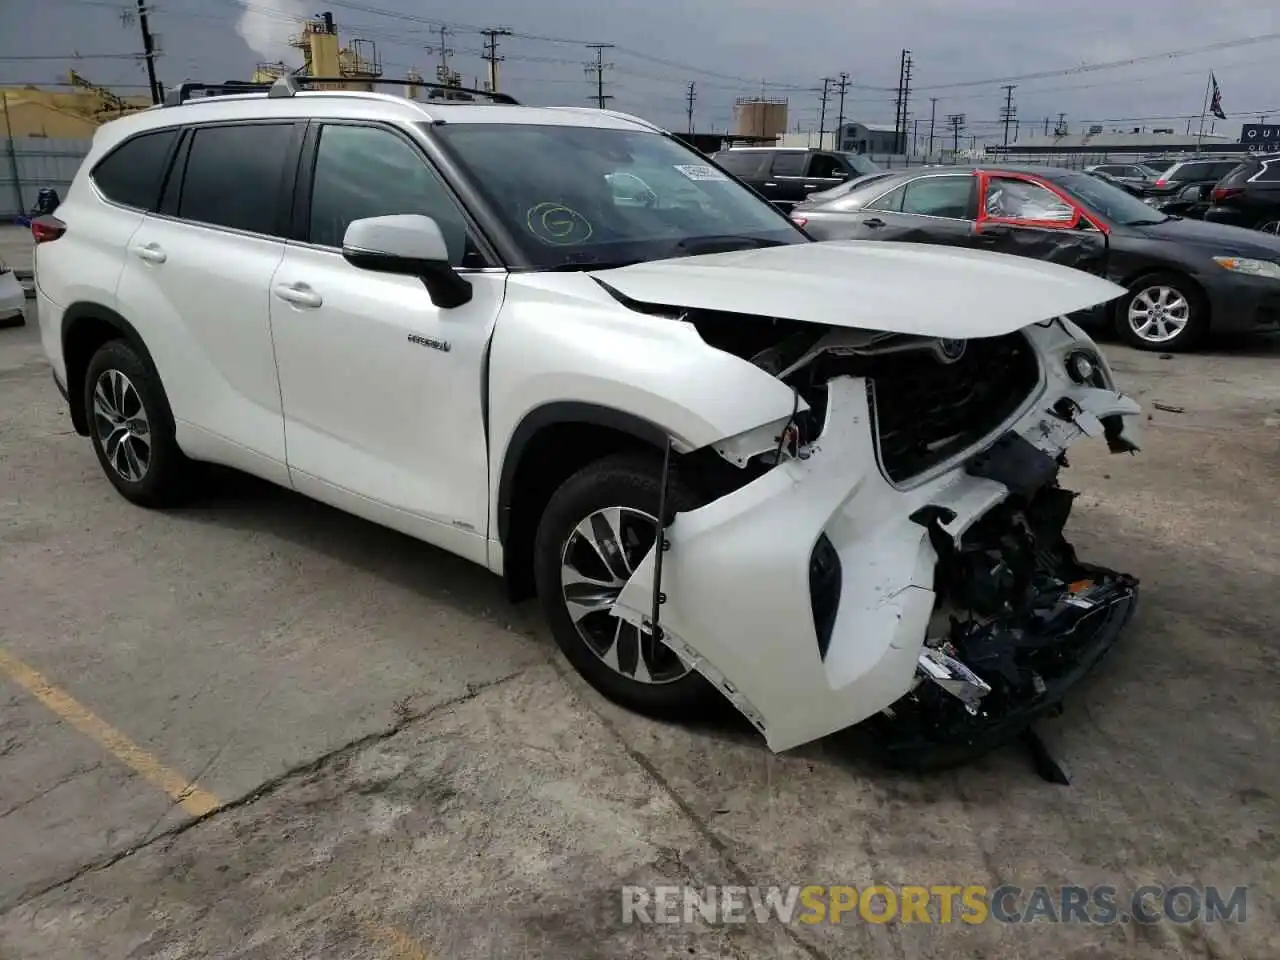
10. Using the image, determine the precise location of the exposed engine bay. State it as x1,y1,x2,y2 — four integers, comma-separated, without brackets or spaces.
599,288,1143,778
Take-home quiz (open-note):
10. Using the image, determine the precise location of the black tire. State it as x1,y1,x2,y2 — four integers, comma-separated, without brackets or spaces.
83,339,191,507
533,453,719,720
1113,272,1208,352
1255,217,1280,236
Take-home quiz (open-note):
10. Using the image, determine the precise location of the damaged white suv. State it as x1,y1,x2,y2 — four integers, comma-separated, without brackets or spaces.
34,78,1142,768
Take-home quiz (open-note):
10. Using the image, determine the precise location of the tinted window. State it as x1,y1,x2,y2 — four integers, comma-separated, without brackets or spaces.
308,124,472,266
92,129,179,210
901,175,973,218
177,124,294,235
1210,161,1241,180
715,152,768,178
866,184,906,212
808,154,843,178
1256,158,1280,182
1093,165,1120,175
770,153,807,176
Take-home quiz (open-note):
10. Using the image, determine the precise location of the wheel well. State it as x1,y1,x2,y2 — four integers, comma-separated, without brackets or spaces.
501,422,660,602
62,315,125,435
1112,269,1211,328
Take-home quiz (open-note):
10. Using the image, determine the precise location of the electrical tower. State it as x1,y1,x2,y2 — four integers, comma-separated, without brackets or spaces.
427,26,460,86
834,72,850,146
928,97,938,155
892,50,913,155
685,81,697,133
1055,112,1068,136
946,113,966,153
585,43,615,109
135,0,163,104
480,28,511,92
999,84,1017,147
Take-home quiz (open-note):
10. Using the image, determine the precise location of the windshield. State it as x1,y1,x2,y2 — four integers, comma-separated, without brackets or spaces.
430,123,804,268
840,153,883,176
1054,172,1168,225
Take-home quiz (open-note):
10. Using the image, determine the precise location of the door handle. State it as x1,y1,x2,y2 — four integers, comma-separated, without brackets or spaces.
764,182,778,187
273,282,323,308
862,217,885,228
803,184,818,189
130,242,166,264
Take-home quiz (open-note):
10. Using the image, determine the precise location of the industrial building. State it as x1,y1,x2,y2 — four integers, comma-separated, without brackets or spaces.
733,96,789,140
0,72,150,139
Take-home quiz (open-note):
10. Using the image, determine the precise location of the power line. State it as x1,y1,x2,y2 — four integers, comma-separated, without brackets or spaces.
585,43,614,109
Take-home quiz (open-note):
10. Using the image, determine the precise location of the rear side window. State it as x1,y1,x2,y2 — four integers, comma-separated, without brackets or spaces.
1210,161,1241,180
91,129,179,210
770,153,807,176
176,123,295,235
1256,159,1280,182
715,152,768,178
901,175,974,219
1220,161,1256,186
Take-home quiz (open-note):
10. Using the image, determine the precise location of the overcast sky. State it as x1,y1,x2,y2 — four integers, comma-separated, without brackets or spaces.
4,0,1278,143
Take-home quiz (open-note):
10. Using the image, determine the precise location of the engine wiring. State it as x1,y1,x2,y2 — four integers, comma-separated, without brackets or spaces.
772,385,802,465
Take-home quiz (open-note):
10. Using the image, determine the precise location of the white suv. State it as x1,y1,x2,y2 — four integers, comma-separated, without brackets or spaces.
34,77,1143,768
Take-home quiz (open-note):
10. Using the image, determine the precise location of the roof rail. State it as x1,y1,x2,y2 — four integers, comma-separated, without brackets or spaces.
164,81,272,106
267,75,519,105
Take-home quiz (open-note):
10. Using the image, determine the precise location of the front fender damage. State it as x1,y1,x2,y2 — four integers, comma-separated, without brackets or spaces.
613,333,1142,762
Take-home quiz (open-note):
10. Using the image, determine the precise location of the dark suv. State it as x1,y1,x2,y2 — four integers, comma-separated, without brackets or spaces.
1204,154,1280,235
712,147,882,211
1145,157,1243,201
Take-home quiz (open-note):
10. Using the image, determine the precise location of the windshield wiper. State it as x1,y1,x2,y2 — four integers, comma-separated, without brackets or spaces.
673,235,787,256
542,258,644,272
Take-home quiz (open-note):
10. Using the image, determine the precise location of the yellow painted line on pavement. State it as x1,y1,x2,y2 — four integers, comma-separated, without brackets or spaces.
0,646,221,817
364,921,435,960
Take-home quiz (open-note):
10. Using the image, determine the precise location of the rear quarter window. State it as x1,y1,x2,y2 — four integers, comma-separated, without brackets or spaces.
1255,158,1280,182
90,128,180,210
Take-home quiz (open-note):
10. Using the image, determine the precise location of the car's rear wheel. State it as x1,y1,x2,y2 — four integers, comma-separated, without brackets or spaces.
533,453,718,719
84,339,191,507
1114,273,1207,352
1256,218,1280,236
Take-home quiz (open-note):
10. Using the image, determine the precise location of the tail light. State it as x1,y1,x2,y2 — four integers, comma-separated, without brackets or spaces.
31,215,66,244
1154,178,1168,187
1212,185,1244,203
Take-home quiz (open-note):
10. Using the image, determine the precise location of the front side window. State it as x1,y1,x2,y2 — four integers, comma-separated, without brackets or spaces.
308,124,473,266
808,154,843,178
177,124,294,235
866,184,906,212
431,124,802,269
984,177,1075,223
901,175,974,219
92,128,179,210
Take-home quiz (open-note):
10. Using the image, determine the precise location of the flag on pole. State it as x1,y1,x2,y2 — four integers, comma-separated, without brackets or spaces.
1210,73,1227,120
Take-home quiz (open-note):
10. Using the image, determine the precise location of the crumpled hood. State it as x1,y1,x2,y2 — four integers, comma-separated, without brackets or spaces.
590,240,1127,339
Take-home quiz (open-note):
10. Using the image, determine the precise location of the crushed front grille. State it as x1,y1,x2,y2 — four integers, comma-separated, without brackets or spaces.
869,332,1040,484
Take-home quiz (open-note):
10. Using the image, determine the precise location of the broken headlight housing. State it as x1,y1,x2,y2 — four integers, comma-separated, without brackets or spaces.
1064,348,1108,388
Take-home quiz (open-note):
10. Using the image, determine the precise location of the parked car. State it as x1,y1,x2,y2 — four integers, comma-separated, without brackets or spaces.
711,147,882,211
1084,163,1158,192
1083,168,1146,197
1203,153,1280,235
1143,157,1243,203
792,164,1280,351
32,77,1143,770
1138,156,1180,174
0,256,24,326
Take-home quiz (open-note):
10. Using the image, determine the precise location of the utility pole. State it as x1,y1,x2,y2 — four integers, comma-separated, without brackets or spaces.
427,26,458,86
912,118,919,156
1056,112,1067,136
685,81,696,134
479,27,511,92
136,0,162,104
892,50,913,155
817,77,833,148
834,72,850,148
928,97,937,155
999,84,1017,148
584,43,614,109
1044,116,1050,135
946,113,966,154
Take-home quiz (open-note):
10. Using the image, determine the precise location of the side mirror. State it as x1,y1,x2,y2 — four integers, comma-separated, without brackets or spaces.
341,214,472,309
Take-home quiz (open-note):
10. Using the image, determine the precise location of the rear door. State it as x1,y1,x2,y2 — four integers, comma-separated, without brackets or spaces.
114,120,302,473
855,173,978,245
973,172,1108,274
765,151,816,208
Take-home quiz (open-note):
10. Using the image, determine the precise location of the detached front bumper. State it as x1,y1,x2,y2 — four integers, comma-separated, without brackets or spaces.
614,323,1141,753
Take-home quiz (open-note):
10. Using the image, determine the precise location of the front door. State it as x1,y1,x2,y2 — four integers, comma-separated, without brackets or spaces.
269,121,505,564
765,152,816,209
972,173,1108,275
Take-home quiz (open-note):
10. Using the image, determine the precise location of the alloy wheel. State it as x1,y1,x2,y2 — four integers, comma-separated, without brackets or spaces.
1127,285,1191,344
1258,220,1280,236
92,368,152,482
559,506,692,685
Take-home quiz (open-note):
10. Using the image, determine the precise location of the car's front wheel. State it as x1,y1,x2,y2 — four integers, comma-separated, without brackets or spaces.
1114,273,1207,352
84,339,191,507
533,453,719,719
